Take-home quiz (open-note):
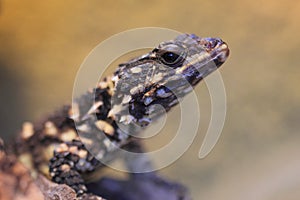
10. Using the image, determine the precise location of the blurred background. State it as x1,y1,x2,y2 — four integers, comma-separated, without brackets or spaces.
0,0,300,199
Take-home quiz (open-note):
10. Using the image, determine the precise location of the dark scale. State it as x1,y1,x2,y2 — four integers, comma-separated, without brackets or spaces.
94,88,112,120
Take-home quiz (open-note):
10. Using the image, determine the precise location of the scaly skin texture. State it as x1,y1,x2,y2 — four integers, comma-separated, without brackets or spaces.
11,34,229,199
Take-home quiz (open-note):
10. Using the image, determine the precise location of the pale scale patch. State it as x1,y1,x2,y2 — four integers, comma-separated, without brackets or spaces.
130,84,144,95
21,122,34,139
80,137,94,146
44,121,58,136
130,66,142,73
60,164,71,171
121,95,132,104
106,76,115,96
18,153,34,170
69,103,80,122
95,150,105,159
43,145,56,161
107,104,123,119
103,138,115,151
151,72,163,83
69,146,78,154
119,115,136,124
95,120,115,136
111,75,119,87
39,164,51,177
77,124,91,133
55,143,69,153
78,149,88,158
98,81,108,89
82,101,103,121
60,129,78,142
176,52,210,74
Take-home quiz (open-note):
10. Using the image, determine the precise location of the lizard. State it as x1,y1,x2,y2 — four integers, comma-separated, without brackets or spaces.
4,33,229,199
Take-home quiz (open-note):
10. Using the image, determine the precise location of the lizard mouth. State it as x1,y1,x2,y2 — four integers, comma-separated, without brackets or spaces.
198,37,230,67
210,41,229,67
188,34,229,66
176,35,230,86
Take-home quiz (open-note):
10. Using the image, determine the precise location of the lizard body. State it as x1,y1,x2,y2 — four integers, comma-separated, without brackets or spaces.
10,33,229,199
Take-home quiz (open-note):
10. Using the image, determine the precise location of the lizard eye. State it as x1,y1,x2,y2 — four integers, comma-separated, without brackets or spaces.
156,43,186,68
160,51,185,67
161,52,180,64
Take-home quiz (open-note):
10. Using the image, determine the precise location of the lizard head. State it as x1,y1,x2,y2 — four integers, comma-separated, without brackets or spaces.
111,33,229,127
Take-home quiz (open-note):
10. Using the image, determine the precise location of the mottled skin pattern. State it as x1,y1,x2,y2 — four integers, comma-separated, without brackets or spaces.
11,34,229,199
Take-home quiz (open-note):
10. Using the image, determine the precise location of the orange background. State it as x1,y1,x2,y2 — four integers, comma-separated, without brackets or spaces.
0,0,300,199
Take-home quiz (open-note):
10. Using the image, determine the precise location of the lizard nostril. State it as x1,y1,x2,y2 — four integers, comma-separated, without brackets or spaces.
210,40,218,48
203,38,222,49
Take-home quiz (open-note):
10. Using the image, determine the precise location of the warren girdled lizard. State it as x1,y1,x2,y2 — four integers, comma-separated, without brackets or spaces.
1,34,229,200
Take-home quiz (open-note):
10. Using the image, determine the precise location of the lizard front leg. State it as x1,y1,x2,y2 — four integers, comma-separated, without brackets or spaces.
49,139,104,199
